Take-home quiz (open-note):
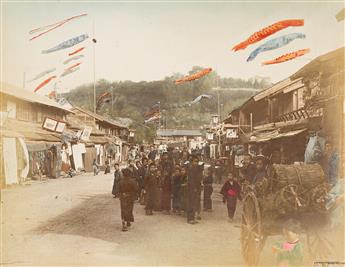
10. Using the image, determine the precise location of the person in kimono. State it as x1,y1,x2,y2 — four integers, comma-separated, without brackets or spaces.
220,172,242,222
272,219,303,266
137,158,149,205
171,166,182,214
143,163,158,215
112,163,122,198
252,156,268,184
118,168,138,231
187,155,203,224
214,160,224,184
203,168,213,211
154,168,163,212
92,159,99,176
322,141,339,186
160,168,172,213
104,158,111,174
239,154,256,184
180,166,188,215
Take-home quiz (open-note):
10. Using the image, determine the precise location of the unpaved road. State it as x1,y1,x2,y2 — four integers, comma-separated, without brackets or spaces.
1,173,342,266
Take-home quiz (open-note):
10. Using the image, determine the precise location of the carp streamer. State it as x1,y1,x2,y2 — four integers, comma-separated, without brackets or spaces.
42,34,89,54
175,68,213,85
262,49,310,65
232,19,304,52
68,47,85,56
247,33,306,62
34,75,57,92
29,13,88,41
28,68,56,82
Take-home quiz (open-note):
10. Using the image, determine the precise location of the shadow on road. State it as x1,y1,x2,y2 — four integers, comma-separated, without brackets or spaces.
33,194,123,243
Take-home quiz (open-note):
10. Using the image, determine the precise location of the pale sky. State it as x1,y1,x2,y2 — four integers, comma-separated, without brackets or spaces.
2,1,344,95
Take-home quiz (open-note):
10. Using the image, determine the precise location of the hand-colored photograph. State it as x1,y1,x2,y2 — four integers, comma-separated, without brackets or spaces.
1,1,344,266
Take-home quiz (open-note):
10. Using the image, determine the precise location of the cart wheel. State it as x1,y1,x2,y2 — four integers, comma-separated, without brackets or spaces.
310,183,330,213
280,184,309,211
241,192,264,266
306,229,335,261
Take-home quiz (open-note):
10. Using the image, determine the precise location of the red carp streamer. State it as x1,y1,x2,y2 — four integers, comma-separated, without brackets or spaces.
66,62,82,71
29,13,88,41
175,68,213,84
34,75,57,92
68,47,85,56
232,19,304,51
262,49,310,65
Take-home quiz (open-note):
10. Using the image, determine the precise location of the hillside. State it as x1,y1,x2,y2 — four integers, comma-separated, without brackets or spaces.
66,66,270,143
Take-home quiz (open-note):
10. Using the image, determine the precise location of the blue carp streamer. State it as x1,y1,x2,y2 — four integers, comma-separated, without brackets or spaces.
247,33,306,62
42,34,89,54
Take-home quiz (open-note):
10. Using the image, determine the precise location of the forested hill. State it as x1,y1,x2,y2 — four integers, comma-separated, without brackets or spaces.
65,66,271,143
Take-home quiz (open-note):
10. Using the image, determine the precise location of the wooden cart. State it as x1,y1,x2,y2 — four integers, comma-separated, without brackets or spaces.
240,163,334,266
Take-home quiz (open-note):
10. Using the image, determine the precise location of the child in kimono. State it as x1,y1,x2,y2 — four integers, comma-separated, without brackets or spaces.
272,219,303,266
220,172,241,222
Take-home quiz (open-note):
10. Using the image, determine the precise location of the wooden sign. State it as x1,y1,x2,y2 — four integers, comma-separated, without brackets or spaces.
55,121,66,133
42,117,58,131
81,126,92,141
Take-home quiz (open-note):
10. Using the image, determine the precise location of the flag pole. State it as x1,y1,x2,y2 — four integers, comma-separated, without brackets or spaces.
158,101,161,129
93,18,96,114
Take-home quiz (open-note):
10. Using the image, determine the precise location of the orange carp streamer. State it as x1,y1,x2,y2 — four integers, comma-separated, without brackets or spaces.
262,48,310,65
68,47,85,56
34,75,57,92
175,68,213,84
232,19,304,51
29,13,88,41
66,62,82,71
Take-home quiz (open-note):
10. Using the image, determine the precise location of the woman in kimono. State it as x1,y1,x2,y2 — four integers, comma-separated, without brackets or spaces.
161,169,172,213
171,167,182,214
203,168,213,211
180,167,188,215
118,168,138,231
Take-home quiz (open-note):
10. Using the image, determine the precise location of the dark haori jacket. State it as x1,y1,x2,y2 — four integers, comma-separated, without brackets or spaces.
172,175,182,194
220,180,242,200
144,171,158,191
203,175,213,187
118,176,138,222
159,160,174,176
137,165,148,188
239,163,256,184
187,165,203,193
112,169,123,195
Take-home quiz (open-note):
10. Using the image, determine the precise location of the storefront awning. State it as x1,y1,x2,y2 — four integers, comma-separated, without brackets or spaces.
249,128,307,143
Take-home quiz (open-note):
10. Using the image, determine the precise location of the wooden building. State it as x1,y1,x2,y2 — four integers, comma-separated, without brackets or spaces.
0,83,71,187
155,129,204,148
219,47,344,176
67,106,130,167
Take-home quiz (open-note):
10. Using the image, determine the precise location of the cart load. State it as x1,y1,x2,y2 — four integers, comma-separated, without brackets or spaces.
269,163,329,214
241,163,332,266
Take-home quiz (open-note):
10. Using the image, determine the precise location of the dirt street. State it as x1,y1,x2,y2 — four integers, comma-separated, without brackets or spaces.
1,173,283,266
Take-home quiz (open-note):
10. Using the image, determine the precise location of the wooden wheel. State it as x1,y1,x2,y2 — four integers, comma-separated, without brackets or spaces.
280,184,309,211
310,183,330,213
241,192,264,266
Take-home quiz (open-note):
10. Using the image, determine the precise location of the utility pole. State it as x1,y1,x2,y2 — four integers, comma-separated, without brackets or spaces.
216,77,222,157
